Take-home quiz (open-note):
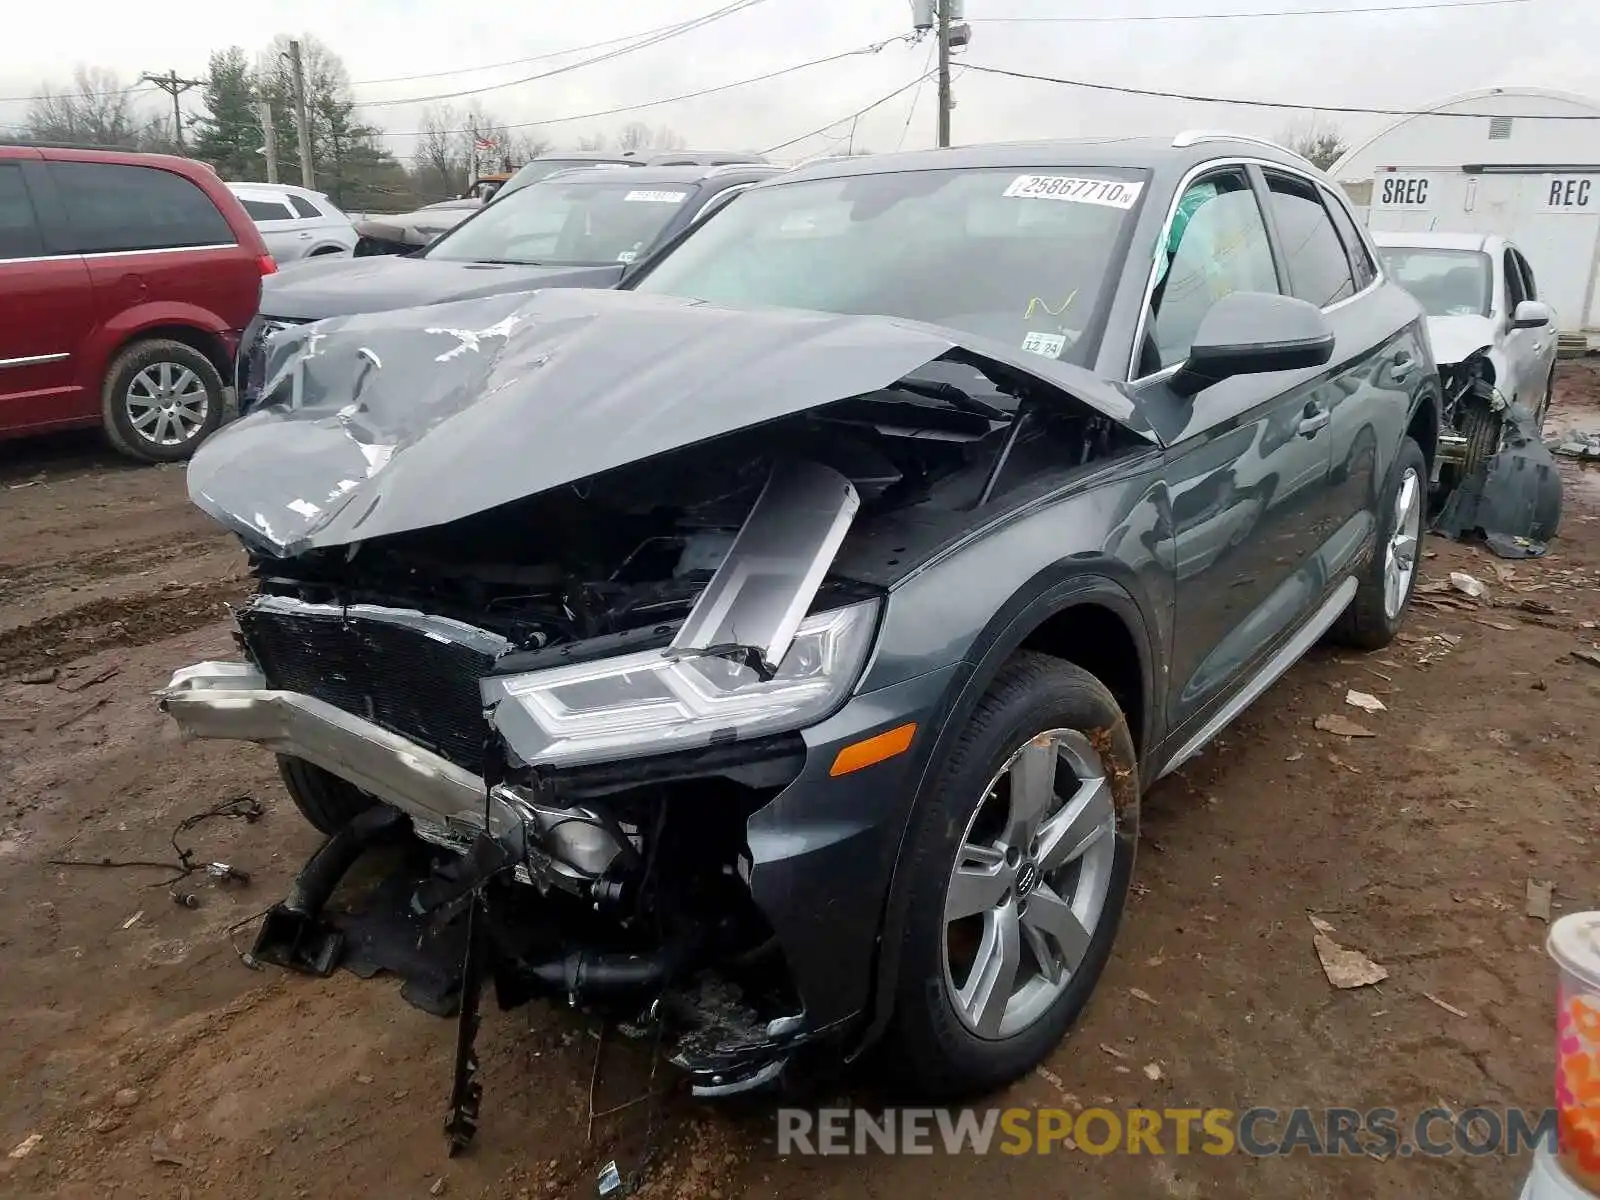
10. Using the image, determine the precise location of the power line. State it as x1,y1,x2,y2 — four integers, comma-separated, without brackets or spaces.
961,62,1600,119
383,37,911,138
352,0,769,109
346,12,762,88
971,0,1529,20
762,71,941,155
0,81,158,106
897,41,938,152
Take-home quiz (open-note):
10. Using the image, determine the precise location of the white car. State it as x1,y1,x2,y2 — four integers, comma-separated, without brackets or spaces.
1372,231,1559,427
227,183,359,262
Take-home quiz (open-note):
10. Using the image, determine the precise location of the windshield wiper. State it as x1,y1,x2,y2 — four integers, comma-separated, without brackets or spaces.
468,258,543,266
885,379,1010,421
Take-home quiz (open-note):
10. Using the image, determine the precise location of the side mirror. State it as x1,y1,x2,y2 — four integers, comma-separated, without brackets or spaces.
1512,299,1552,330
1171,291,1335,398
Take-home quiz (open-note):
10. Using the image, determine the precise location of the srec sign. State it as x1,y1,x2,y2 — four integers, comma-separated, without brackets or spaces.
1376,175,1433,210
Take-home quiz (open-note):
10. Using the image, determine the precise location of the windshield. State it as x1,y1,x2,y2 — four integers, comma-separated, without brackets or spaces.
1378,247,1492,318
425,179,695,266
630,165,1149,364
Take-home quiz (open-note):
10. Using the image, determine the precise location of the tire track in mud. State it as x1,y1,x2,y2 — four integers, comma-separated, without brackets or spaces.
0,576,252,678
0,536,203,606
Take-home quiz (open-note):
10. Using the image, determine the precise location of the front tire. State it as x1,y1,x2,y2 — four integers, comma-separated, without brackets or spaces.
101,338,225,463
278,755,376,835
881,652,1139,1099
1331,436,1427,651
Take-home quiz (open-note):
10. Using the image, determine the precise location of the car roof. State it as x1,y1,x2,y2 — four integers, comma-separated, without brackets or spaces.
1370,231,1496,252
774,134,1321,185
227,181,322,198
538,163,784,187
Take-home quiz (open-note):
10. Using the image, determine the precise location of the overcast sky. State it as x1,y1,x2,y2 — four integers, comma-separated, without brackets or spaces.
3,0,1598,164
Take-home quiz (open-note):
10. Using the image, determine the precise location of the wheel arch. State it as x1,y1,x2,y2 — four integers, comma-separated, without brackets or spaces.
115,323,233,384
851,568,1159,1059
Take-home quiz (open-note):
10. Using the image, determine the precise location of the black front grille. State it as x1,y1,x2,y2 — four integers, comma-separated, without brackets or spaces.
238,605,496,771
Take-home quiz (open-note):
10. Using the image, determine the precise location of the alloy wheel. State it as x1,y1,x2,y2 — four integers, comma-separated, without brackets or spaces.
1383,466,1423,620
941,728,1117,1040
126,362,209,448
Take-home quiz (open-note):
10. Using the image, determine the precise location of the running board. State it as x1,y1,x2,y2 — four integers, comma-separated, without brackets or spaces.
1156,576,1357,779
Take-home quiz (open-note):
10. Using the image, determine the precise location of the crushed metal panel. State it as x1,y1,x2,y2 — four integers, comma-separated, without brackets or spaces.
668,460,861,676
186,289,1155,558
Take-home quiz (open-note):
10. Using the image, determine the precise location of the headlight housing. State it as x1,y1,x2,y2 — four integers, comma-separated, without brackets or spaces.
485,598,880,769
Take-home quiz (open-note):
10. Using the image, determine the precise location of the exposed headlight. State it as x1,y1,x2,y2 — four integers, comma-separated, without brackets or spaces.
486,599,880,769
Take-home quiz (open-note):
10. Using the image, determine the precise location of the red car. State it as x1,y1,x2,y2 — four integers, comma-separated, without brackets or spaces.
0,144,275,462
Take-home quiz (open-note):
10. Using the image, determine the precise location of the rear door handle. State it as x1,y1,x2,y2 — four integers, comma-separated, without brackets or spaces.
1298,406,1330,438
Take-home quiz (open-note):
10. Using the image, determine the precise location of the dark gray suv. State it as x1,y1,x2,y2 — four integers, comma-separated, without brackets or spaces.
159,133,1439,1121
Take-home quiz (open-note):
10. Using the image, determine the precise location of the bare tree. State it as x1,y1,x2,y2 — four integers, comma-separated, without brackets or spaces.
575,132,609,152
414,103,466,197
616,121,687,154
24,67,155,147
1277,116,1349,173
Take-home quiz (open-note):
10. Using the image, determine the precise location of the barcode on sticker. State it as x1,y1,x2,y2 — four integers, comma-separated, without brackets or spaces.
1003,176,1143,209
625,190,688,203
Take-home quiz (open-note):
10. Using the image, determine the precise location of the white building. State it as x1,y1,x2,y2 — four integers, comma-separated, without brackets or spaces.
1330,86,1600,346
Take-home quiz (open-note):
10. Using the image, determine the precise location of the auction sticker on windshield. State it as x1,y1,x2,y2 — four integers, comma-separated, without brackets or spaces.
1003,176,1143,209
625,190,689,203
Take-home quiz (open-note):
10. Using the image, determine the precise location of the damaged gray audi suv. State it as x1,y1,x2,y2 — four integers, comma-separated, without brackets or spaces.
160,132,1439,1113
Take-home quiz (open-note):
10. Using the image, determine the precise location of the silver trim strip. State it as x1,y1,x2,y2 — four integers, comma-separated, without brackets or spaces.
0,352,68,369
1126,156,1382,382
247,594,513,659
0,242,239,267
1156,576,1357,779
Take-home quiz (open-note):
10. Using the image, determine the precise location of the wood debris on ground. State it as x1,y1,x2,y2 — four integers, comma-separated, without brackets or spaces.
1309,917,1389,989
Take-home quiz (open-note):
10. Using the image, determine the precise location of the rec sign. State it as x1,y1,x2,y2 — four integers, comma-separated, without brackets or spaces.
1539,176,1595,212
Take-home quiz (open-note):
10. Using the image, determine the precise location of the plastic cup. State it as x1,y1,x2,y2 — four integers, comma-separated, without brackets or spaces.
1550,912,1600,1194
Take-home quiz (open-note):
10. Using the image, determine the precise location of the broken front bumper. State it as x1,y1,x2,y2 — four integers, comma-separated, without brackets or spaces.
159,655,962,1091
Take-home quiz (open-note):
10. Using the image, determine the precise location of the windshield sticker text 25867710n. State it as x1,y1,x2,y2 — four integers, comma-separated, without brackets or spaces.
1003,176,1144,209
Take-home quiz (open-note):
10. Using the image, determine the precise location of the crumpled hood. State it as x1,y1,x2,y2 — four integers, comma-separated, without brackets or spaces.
260,256,624,322
1426,313,1498,367
186,288,1152,557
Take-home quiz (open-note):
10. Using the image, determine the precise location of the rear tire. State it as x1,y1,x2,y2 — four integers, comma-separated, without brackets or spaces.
1331,436,1427,651
881,652,1139,1099
277,755,376,835
101,338,225,464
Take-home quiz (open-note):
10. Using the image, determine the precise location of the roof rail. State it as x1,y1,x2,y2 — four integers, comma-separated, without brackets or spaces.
703,161,783,177
1171,129,1293,154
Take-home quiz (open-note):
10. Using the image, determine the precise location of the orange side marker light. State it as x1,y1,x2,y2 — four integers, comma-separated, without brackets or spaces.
829,722,918,778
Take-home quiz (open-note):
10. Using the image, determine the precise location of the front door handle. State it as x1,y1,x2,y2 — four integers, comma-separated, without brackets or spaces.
1298,406,1330,438
1389,350,1415,382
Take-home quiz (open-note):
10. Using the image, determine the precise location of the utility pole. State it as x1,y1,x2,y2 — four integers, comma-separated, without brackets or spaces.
287,40,316,190
255,99,280,184
937,1,952,148
141,69,204,151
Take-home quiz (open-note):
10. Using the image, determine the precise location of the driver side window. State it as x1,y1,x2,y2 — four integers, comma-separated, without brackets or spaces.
1144,169,1279,375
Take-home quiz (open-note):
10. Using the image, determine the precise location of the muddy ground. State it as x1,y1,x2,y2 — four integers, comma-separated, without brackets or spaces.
2,371,1599,1200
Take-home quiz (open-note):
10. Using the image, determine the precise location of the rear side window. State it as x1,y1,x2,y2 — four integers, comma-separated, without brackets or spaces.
52,162,236,254
0,163,44,260
1320,184,1376,289
240,197,294,221
289,195,322,219
1263,172,1356,307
